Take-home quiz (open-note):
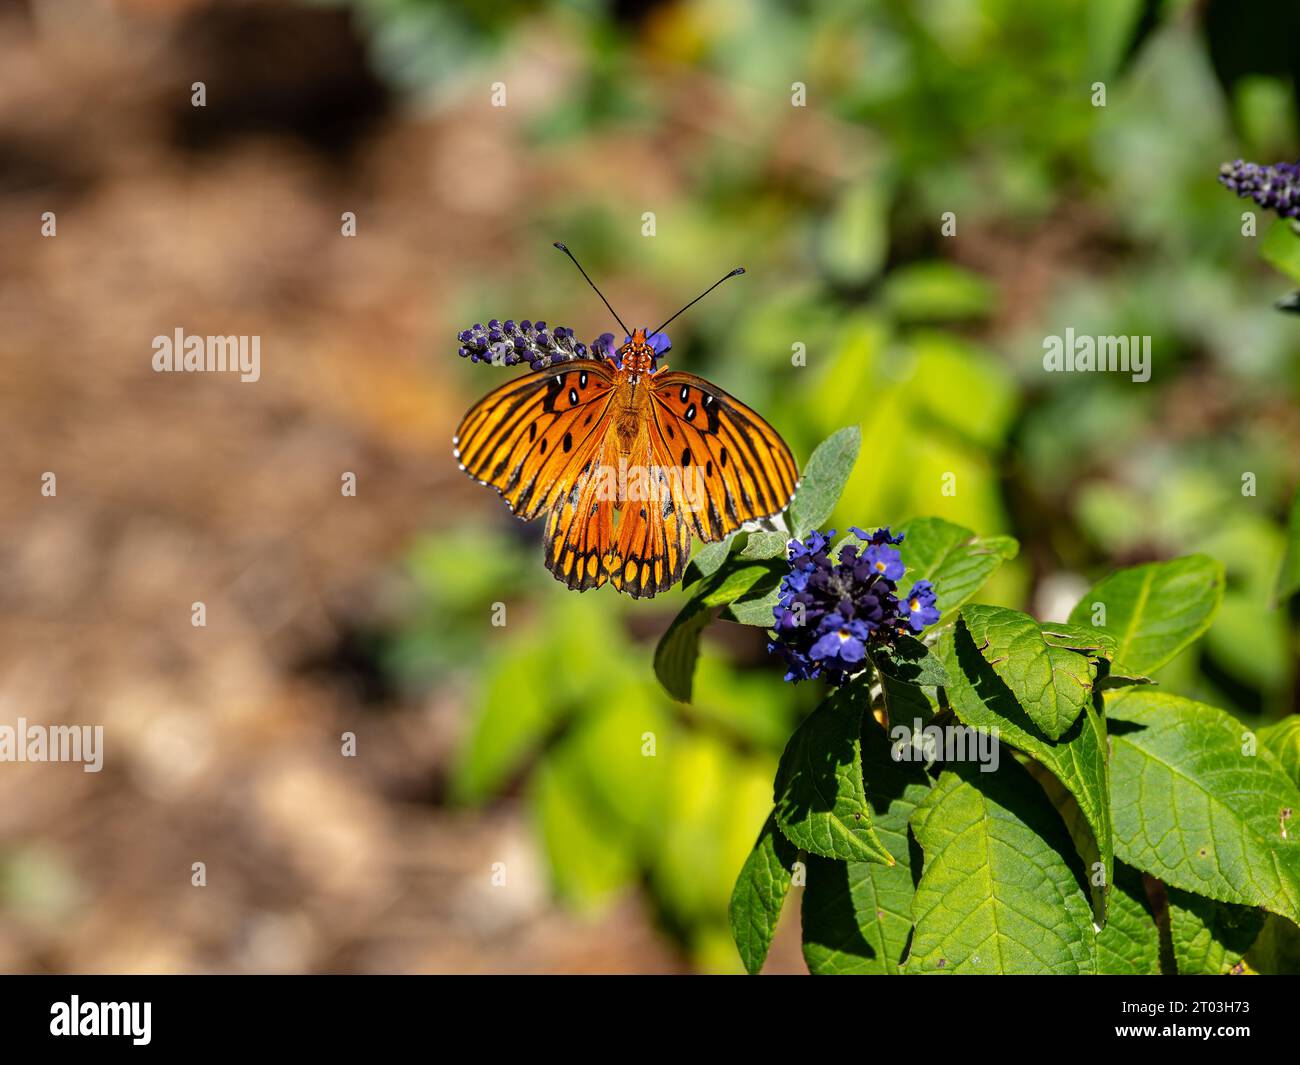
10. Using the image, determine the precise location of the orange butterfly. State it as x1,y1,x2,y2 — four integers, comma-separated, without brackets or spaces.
453,244,799,598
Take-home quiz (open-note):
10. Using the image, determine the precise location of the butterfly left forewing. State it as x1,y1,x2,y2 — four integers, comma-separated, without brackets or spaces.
454,361,616,520
648,370,799,542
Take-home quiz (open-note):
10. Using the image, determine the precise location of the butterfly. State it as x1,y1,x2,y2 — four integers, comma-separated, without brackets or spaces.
453,244,799,598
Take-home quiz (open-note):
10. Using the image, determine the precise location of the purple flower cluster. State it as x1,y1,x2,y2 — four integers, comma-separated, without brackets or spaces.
1218,159,1300,219
456,319,592,370
767,526,940,685
458,322,674,373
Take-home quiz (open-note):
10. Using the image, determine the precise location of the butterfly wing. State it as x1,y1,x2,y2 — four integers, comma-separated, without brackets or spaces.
454,361,617,521
648,370,799,542
604,440,692,599
455,361,796,598
542,431,618,592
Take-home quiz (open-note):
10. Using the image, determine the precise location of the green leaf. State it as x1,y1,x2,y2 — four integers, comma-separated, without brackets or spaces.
819,181,889,286
1260,218,1300,286
907,759,1097,974
960,604,1098,741
729,810,800,975
717,562,786,626
788,426,861,539
872,635,948,688
879,261,995,323
532,749,636,910
877,670,942,732
894,517,1019,626
452,643,567,803
653,563,771,702
738,530,789,560
940,619,1113,924
1040,622,1119,660
1259,717,1300,786
801,719,931,975
719,594,782,626
1278,484,1300,602
683,536,733,588
1067,555,1225,675
1096,863,1162,975
870,636,946,732
773,681,894,865
1107,688,1300,924
1167,886,1266,975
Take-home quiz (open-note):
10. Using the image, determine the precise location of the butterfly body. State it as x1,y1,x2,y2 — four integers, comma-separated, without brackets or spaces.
454,328,798,598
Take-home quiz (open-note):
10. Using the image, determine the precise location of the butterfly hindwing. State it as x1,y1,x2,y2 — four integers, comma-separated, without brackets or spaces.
454,361,616,521
605,445,691,599
648,371,799,542
543,433,618,591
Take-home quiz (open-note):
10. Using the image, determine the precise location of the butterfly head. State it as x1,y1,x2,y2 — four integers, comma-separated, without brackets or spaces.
615,328,671,375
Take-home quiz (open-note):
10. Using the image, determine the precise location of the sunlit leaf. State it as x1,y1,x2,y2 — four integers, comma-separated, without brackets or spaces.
1067,555,1224,675
907,760,1097,974
1096,863,1162,975
959,604,1099,741
1107,688,1300,923
895,517,1018,626
939,619,1113,923
1260,218,1300,286
788,426,861,539
1167,886,1265,975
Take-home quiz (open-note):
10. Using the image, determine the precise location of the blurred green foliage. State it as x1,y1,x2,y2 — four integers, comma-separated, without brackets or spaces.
362,0,1300,969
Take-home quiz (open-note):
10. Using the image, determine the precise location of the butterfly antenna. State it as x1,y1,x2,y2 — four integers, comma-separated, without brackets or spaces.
649,267,745,339
552,242,631,337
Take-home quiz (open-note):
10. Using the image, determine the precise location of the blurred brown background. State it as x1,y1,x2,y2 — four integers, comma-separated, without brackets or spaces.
0,0,705,973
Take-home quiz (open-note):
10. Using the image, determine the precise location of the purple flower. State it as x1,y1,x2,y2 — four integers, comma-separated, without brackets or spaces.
645,331,672,356
789,528,834,565
899,580,940,632
809,617,871,666
852,525,903,546
592,333,617,359
1218,160,1300,219
454,319,607,370
783,567,811,593
456,320,677,373
767,526,938,685
862,543,905,581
